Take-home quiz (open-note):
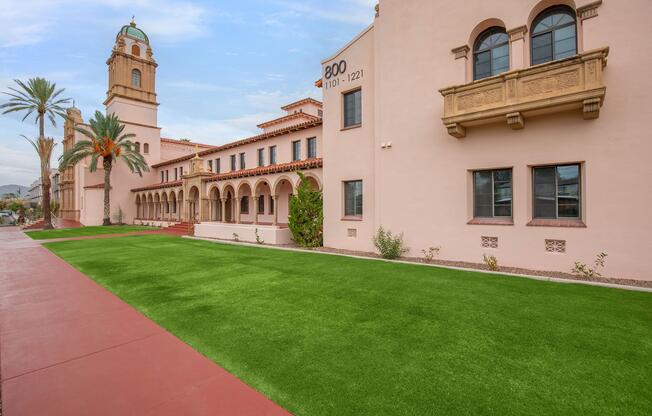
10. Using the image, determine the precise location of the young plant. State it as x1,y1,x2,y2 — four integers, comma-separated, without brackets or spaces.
373,226,408,260
421,246,441,263
255,228,264,244
572,252,608,278
232,233,239,242
483,254,499,271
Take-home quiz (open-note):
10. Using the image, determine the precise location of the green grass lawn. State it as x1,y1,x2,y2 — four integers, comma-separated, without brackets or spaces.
25,225,158,240
45,234,652,416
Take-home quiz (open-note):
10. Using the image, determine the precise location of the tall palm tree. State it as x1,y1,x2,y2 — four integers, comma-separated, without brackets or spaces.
1,78,70,229
60,111,149,226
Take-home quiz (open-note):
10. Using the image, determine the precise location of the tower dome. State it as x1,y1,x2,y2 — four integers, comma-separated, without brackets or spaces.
117,20,149,44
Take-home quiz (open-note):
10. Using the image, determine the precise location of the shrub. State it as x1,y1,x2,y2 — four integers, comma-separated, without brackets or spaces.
232,233,239,242
483,254,499,271
373,227,408,259
572,252,608,278
421,246,441,263
112,206,124,225
255,228,264,244
288,172,323,247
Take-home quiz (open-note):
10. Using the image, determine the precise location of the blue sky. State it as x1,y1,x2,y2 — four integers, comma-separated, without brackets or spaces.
0,0,375,185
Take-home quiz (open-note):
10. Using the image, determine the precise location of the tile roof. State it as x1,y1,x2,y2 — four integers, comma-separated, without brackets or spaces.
83,183,105,189
151,119,322,169
131,180,183,192
281,97,323,111
256,112,319,129
160,137,214,148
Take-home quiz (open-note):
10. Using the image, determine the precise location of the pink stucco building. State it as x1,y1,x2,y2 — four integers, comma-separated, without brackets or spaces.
60,1,652,282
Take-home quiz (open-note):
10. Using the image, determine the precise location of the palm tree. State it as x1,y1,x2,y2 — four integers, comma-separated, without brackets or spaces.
1,78,70,229
60,111,149,226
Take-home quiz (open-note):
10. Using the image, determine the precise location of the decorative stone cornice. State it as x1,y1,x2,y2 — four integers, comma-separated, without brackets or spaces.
507,25,528,41
451,45,470,60
577,0,602,20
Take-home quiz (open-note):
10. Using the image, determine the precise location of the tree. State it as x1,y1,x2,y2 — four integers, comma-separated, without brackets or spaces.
288,172,323,247
1,78,70,229
60,111,149,226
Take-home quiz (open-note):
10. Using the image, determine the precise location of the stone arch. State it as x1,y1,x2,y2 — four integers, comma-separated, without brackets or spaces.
146,193,154,220
169,190,178,219
254,178,274,220
526,0,580,62
208,184,221,221
162,192,169,216
273,176,295,227
177,189,184,221
135,194,142,219
468,18,507,48
237,181,253,222
154,193,161,219
299,172,322,191
188,186,200,222
273,175,296,196
221,183,236,223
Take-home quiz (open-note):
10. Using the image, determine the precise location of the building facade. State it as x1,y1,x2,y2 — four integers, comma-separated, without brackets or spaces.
321,0,651,281
59,1,652,282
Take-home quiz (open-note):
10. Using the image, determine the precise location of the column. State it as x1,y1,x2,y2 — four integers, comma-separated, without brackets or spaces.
253,194,259,225
507,26,527,70
450,45,469,84
220,198,227,223
577,1,603,51
272,195,278,226
235,197,241,224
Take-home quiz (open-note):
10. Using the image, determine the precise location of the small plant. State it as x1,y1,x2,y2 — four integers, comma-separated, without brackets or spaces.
373,226,408,260
421,246,441,263
232,233,239,242
572,252,608,278
112,206,124,225
288,172,323,247
255,228,264,244
483,254,499,271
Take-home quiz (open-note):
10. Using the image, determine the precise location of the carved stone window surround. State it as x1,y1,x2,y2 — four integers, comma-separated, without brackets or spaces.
439,47,608,138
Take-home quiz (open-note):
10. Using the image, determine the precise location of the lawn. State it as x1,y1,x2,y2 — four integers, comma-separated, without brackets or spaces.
25,225,157,240
45,234,652,416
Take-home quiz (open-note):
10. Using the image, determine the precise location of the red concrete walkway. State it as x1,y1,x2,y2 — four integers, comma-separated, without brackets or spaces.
0,227,292,416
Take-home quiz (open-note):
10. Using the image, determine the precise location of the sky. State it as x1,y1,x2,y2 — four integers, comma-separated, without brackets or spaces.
0,0,375,186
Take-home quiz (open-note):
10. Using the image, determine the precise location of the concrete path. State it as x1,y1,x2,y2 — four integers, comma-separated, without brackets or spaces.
0,227,291,416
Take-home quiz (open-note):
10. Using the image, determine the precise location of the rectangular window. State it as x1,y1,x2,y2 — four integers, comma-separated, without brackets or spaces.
307,137,317,159
343,89,362,128
230,155,236,171
269,195,274,214
257,148,265,167
533,164,581,219
292,140,301,161
239,152,246,170
215,158,221,174
269,146,277,165
208,160,212,171
240,196,249,214
165,170,169,182
174,168,178,180
179,166,183,176
344,180,363,217
161,171,164,183
258,195,265,214
473,169,513,218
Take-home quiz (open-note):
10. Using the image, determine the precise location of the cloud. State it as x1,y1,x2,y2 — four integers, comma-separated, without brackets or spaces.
160,113,276,145
161,80,234,92
269,0,376,25
0,143,42,186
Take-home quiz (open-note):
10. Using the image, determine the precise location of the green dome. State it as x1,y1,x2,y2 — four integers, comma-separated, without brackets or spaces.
118,22,149,44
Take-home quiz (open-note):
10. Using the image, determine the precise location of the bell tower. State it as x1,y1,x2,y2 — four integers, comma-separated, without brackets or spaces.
104,20,158,125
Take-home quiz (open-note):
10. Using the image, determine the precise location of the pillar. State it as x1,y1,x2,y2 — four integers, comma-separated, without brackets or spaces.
253,194,259,225
221,198,227,223
235,197,241,224
507,26,527,70
272,195,278,226
450,45,469,84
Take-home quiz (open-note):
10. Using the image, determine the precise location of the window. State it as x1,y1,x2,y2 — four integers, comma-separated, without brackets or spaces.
344,180,363,217
307,137,317,158
239,152,246,170
230,155,236,171
208,160,213,171
269,146,277,165
533,164,580,219
215,158,221,173
343,89,362,128
318,109,323,117
174,168,178,180
179,166,183,176
240,196,249,214
257,148,265,167
131,44,140,57
269,195,274,214
165,170,169,182
161,171,165,183
135,141,141,153
143,143,149,154
292,140,301,161
131,69,141,88
531,6,577,65
474,27,509,80
473,169,512,218
258,195,265,214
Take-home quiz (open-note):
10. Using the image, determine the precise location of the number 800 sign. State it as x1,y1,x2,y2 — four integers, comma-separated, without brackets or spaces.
324,60,347,80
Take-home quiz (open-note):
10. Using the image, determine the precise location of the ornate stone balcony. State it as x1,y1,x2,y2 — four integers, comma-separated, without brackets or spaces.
439,47,609,138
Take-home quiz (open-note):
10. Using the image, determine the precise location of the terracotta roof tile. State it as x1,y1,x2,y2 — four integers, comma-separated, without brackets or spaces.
160,137,214,148
257,112,319,129
84,183,105,189
281,97,323,111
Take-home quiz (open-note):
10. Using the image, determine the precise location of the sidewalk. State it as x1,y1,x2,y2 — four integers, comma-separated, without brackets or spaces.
0,227,291,416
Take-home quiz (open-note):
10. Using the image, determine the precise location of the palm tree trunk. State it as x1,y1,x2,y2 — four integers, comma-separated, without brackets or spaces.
38,115,54,230
102,158,112,226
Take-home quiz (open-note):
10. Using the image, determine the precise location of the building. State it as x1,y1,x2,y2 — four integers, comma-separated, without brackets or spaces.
26,179,42,206
59,21,323,244
320,0,651,281
59,1,652,283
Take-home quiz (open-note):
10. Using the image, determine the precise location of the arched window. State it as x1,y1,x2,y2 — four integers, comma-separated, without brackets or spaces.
131,44,141,57
531,5,577,65
135,141,141,153
474,27,509,80
131,69,141,88
143,143,149,154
